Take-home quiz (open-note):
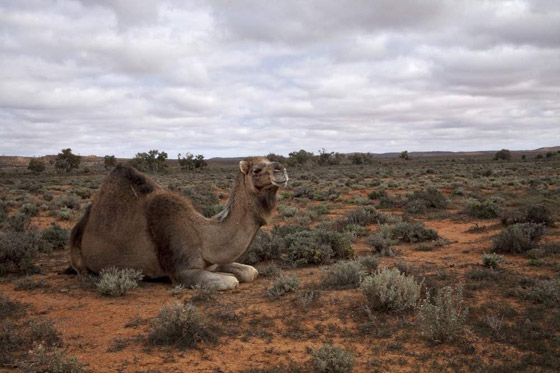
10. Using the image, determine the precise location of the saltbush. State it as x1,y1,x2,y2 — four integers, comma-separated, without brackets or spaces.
267,274,299,299
148,301,215,348
321,260,365,289
492,223,545,253
310,344,354,373
96,267,143,296
481,253,505,269
405,188,447,214
360,267,422,312
465,200,499,219
417,285,468,343
42,224,69,250
389,222,438,243
0,231,46,275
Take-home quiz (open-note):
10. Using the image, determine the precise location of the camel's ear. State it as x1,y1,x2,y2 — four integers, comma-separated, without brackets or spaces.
239,161,249,174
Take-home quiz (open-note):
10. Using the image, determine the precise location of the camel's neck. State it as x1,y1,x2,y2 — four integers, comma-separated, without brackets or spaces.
201,173,276,264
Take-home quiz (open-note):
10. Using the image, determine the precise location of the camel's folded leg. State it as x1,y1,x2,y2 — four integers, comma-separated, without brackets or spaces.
176,269,239,290
214,263,258,283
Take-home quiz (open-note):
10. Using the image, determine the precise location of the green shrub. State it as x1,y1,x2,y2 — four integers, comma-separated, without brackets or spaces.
267,274,299,299
7,213,28,232
57,196,81,210
28,319,62,347
481,253,505,269
321,260,365,289
0,231,44,275
389,222,438,243
492,223,545,253
365,229,396,257
283,229,353,266
21,203,39,217
360,267,422,312
148,301,215,348
240,230,282,265
465,200,499,219
96,267,143,296
526,205,554,226
42,224,69,250
405,188,447,214
20,344,86,373
417,285,468,343
368,189,388,200
310,344,354,373
345,206,383,226
279,205,299,218
0,295,25,320
522,278,560,307
0,202,7,224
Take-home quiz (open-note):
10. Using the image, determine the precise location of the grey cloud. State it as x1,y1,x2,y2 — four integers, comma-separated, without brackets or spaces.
0,0,559,158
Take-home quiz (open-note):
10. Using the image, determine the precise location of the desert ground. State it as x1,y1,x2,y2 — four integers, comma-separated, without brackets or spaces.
1,152,559,372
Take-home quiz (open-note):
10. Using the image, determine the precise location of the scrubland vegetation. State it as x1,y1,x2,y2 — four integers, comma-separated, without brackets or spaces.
0,148,559,372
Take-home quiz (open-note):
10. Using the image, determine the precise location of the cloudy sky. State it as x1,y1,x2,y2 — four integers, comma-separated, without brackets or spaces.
1,0,559,158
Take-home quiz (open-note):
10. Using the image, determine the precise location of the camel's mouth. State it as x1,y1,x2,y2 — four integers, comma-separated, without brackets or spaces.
271,169,289,188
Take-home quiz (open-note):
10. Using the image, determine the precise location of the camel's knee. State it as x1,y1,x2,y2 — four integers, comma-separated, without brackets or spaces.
216,263,258,283
178,269,239,291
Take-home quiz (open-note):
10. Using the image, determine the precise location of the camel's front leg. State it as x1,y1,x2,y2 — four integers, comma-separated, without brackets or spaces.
176,269,239,290
213,263,258,283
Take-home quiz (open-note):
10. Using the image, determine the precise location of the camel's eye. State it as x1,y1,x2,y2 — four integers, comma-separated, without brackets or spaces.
252,168,262,175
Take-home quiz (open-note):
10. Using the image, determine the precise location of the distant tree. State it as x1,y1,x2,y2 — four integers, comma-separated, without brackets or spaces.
399,150,410,160
287,149,314,167
494,149,511,161
178,153,207,171
317,148,333,166
104,155,117,170
536,154,544,159
350,152,374,165
546,151,556,158
27,158,45,174
521,154,526,160
55,148,81,173
267,153,287,164
131,150,168,172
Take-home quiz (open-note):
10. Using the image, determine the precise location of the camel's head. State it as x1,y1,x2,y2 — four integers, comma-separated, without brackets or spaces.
239,157,289,192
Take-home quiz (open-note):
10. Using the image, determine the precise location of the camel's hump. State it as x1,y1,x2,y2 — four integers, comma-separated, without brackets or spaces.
111,164,158,194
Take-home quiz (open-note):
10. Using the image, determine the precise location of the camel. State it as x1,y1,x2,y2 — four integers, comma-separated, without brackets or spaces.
69,157,288,290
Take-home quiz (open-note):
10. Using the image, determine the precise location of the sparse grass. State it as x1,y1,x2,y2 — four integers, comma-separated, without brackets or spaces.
14,276,49,291
148,301,216,348
96,267,143,296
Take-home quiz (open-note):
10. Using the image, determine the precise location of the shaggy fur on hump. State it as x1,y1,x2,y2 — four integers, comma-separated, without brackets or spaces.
112,163,156,194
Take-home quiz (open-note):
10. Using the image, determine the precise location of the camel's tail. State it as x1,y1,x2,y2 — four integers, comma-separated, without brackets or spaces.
69,204,92,274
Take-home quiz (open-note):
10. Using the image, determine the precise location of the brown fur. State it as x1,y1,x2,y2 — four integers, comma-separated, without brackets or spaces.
70,157,288,289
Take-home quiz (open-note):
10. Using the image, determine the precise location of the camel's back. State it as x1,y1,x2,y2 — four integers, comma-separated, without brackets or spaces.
81,165,164,277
